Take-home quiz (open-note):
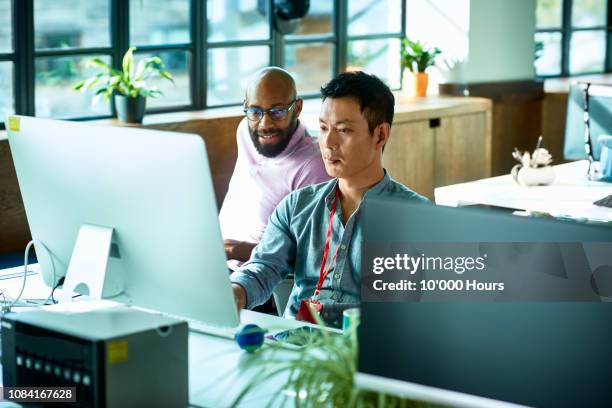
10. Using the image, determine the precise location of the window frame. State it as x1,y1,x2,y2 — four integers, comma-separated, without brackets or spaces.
535,0,612,78
3,0,406,128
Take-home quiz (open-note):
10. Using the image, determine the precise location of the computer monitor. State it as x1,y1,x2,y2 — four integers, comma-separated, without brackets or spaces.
564,82,612,161
6,115,239,328
357,199,612,408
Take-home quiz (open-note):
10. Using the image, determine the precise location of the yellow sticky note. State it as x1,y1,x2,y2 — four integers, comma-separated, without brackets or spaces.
7,116,20,132
107,339,128,364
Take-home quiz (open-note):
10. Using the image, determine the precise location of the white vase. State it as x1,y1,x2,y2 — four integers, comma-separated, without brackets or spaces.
512,165,555,186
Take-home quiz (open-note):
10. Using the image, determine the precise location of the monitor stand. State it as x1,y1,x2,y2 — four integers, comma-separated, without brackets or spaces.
60,224,124,301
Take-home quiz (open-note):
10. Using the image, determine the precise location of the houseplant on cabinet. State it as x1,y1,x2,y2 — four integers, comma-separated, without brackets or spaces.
400,38,441,97
74,47,174,123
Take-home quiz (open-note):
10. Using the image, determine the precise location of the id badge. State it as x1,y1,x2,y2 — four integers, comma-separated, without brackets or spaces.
296,299,323,324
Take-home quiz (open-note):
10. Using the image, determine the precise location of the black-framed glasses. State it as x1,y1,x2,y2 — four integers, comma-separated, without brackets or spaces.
243,100,297,122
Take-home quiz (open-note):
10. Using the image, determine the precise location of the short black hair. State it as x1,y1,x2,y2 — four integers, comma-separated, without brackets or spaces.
320,71,395,133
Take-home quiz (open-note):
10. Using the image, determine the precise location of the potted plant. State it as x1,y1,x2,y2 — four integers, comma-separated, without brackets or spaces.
231,320,429,407
74,47,173,123
400,38,441,97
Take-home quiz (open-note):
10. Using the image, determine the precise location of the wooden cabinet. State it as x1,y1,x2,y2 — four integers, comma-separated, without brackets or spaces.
383,96,492,199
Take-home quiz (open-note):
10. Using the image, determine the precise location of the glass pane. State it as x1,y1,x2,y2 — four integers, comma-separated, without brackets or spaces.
536,0,562,29
286,0,333,37
569,30,606,74
35,55,112,118
0,0,12,53
207,46,269,106
0,62,13,117
534,32,562,76
572,0,606,27
284,42,333,94
208,0,269,42
347,39,401,89
135,50,191,108
348,0,402,36
130,0,190,46
34,0,110,49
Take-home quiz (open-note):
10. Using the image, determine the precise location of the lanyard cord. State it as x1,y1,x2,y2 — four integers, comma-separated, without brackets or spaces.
314,187,341,297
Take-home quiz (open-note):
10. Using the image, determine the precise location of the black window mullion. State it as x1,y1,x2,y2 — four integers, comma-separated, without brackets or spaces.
207,40,273,48
284,34,336,44
34,47,115,58
335,0,347,74
561,0,573,76
112,0,129,70
192,0,205,109
127,43,193,52
14,0,34,117
606,0,611,72
347,33,404,42
271,0,283,66
401,0,407,38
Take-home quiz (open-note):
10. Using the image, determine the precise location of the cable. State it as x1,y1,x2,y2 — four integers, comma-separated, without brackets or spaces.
4,240,35,312
51,277,65,305
2,240,59,310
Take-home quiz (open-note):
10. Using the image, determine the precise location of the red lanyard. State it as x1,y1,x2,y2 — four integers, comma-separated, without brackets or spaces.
314,187,341,298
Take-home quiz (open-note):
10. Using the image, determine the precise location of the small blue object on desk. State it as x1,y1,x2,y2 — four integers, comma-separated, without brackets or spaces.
235,324,267,352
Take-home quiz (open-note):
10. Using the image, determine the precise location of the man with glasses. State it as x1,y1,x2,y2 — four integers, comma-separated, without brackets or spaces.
230,71,428,327
219,67,330,268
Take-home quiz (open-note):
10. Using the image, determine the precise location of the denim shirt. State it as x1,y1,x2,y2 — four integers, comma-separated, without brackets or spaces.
230,171,429,327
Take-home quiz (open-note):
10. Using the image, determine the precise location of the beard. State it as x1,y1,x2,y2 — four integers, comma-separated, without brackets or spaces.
248,117,297,158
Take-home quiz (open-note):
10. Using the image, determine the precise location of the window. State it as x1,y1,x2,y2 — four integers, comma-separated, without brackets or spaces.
1,0,406,128
346,0,404,89
0,0,14,117
535,0,610,77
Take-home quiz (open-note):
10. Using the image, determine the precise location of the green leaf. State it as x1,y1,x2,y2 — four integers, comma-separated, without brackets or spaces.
88,57,111,70
122,46,136,81
134,59,147,81
159,70,174,83
73,79,86,91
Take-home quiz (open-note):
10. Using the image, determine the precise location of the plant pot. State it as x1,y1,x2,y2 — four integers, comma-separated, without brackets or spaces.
511,165,555,186
403,72,429,97
114,94,146,124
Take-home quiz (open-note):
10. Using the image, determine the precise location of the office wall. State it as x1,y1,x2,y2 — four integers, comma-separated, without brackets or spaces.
406,0,536,83
467,0,536,82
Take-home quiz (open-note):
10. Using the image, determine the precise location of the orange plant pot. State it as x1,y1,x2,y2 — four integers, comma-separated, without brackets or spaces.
404,72,429,97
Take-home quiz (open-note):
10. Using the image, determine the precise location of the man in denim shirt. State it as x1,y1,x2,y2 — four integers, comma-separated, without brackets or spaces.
231,71,428,327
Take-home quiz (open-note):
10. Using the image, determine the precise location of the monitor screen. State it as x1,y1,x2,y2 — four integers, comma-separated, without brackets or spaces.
357,199,612,408
564,83,612,161
7,116,239,327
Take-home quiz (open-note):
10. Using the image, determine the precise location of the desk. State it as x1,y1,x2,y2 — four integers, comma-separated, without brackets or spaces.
0,267,324,407
435,160,612,222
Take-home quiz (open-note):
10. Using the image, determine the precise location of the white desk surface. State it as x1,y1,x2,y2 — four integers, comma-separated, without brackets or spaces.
435,160,612,222
0,266,326,407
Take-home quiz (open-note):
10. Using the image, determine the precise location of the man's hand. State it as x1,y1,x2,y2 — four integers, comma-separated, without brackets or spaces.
224,239,256,262
232,283,247,312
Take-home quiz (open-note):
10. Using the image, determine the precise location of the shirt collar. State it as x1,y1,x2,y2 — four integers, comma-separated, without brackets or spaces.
324,170,391,210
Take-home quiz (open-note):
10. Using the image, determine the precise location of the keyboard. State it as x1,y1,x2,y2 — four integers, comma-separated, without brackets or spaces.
0,269,37,281
130,305,240,339
593,194,612,208
187,319,240,339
